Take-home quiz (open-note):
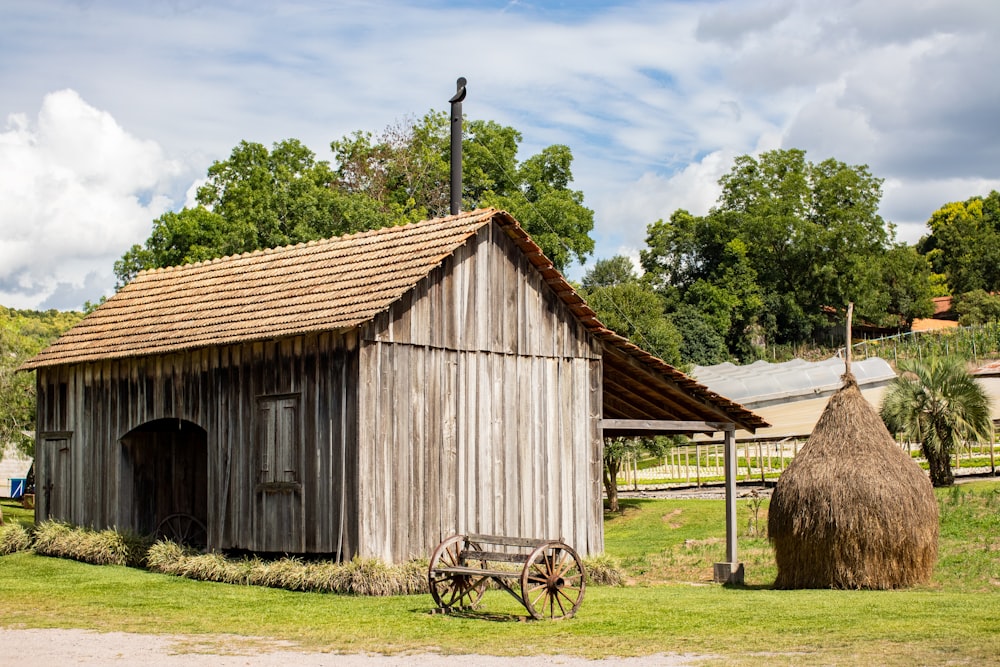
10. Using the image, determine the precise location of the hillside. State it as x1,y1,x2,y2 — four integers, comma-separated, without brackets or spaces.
0,307,84,459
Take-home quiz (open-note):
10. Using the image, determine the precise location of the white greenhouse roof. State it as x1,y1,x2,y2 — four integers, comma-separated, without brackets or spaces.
691,356,897,410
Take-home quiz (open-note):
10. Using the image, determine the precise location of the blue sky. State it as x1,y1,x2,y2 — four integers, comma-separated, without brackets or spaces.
2,0,999,310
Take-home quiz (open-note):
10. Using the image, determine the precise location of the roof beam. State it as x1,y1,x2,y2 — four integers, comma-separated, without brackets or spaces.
603,371,705,422
601,419,734,435
603,376,677,420
602,344,741,426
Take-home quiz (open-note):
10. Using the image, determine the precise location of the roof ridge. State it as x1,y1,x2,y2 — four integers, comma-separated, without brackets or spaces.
137,208,498,278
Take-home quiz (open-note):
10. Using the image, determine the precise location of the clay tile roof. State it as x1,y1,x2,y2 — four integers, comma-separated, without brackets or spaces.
23,209,501,370
22,208,766,431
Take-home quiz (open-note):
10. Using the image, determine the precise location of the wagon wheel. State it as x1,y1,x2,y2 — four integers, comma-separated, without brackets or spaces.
156,513,207,550
520,541,586,620
428,535,488,611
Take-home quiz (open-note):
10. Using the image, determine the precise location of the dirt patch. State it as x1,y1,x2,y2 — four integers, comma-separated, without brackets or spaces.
662,508,683,528
1,628,707,666
620,483,773,500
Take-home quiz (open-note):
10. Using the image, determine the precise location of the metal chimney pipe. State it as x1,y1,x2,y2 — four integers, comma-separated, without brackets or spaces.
449,77,467,215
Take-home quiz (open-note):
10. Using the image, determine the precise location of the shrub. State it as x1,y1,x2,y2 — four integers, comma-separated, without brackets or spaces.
144,544,432,596
33,521,151,567
23,524,621,596
0,522,33,554
583,554,626,586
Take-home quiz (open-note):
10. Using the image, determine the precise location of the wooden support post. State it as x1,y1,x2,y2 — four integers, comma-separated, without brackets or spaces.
696,444,702,487
715,426,744,584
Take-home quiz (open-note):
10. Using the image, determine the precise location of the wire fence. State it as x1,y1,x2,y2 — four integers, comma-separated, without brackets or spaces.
850,321,1000,367
616,438,999,489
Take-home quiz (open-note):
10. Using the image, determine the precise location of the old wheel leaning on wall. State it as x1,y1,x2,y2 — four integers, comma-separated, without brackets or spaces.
155,513,208,551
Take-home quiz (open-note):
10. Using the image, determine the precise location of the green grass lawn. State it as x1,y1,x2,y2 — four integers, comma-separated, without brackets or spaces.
0,498,34,528
2,482,999,666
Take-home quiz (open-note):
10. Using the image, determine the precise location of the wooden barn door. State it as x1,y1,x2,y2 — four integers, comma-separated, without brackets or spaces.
253,395,305,552
39,435,72,522
119,419,208,548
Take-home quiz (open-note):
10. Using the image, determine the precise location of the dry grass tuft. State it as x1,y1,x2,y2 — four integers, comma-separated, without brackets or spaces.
145,542,431,596
0,522,33,554
583,554,626,586
33,521,152,567
768,374,938,589
20,523,615,596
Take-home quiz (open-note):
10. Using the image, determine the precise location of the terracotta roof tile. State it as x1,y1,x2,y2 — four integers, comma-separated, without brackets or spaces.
23,209,499,369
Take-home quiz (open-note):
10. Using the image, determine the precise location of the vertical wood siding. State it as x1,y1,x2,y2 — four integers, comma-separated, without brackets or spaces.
33,220,606,563
358,222,605,562
34,331,360,557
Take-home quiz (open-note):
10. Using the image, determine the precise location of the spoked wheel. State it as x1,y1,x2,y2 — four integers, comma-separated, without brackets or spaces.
156,513,208,550
428,535,487,611
520,541,586,620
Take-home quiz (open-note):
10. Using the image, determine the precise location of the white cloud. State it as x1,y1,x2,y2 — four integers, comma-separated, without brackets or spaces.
0,90,186,309
1,1,999,307
882,177,1000,245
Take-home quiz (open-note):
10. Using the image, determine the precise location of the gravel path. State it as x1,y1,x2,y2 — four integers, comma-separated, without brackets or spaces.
0,628,704,666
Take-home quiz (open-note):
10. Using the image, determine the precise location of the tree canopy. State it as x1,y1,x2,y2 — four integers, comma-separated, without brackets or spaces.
115,139,395,285
0,308,83,459
579,256,682,367
641,149,934,358
917,190,1000,296
331,112,594,271
115,114,594,285
880,356,992,487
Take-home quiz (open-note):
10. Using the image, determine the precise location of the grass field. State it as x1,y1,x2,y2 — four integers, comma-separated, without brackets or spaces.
1,481,999,666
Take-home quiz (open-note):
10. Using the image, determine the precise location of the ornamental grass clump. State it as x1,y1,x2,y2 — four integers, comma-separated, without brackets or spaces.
33,521,151,567
583,554,626,587
0,522,33,555
332,556,398,596
768,373,938,589
145,541,430,595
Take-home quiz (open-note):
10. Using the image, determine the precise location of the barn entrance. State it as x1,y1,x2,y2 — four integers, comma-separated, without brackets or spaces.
120,418,208,549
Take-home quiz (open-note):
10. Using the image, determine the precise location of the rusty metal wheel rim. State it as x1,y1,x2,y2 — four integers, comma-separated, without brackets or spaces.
155,513,207,550
521,542,586,620
428,535,487,611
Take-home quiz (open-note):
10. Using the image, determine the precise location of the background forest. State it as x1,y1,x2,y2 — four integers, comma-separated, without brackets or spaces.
3,112,1000,459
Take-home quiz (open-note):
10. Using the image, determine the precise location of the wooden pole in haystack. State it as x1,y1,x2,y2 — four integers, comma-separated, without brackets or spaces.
845,302,853,374
767,303,938,589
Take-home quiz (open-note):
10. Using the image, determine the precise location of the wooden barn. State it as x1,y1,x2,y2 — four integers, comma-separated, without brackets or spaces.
23,209,764,563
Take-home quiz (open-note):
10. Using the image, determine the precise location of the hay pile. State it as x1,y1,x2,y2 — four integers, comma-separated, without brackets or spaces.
768,373,938,589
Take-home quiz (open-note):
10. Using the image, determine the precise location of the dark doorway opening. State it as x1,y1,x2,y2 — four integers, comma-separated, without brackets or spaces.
121,418,208,549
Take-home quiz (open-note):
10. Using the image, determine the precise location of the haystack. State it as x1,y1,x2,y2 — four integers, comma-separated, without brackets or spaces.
767,373,938,589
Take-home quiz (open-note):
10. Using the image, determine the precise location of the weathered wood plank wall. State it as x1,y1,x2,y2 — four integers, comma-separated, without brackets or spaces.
33,219,606,564
34,330,360,557
359,222,605,562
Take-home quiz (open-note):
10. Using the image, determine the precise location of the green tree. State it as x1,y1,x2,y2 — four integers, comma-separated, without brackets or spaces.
0,308,83,460
918,191,1000,296
332,112,595,271
603,436,678,512
667,304,730,366
579,257,681,366
850,244,936,329
880,357,991,487
642,149,930,356
120,116,595,284
116,139,396,285
0,321,36,458
581,255,638,289
954,289,1000,325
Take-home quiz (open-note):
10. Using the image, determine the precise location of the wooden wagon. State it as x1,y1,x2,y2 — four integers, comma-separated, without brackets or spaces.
428,534,586,620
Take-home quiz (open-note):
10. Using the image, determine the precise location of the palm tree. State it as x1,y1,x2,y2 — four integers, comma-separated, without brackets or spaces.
880,357,992,487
